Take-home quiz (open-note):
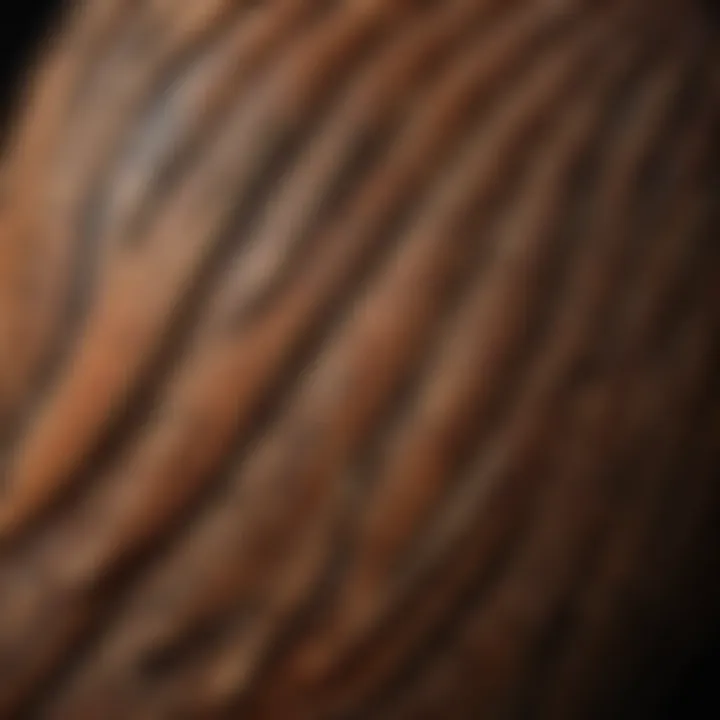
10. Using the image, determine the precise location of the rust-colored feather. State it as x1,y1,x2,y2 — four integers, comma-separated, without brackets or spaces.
0,1,718,718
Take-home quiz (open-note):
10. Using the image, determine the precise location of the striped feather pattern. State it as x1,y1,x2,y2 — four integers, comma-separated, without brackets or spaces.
0,1,718,717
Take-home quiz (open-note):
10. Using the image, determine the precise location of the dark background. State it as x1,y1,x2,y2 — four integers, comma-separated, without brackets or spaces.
0,0,67,140
0,2,717,717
